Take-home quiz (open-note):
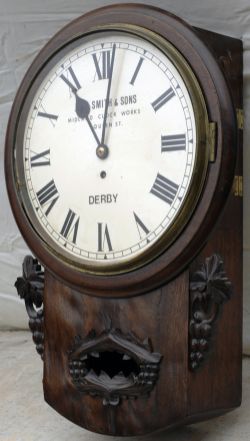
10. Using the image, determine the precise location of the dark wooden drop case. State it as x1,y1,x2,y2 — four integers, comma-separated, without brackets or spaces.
6,4,243,436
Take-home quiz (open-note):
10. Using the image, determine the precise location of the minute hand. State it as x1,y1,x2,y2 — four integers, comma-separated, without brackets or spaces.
101,44,116,146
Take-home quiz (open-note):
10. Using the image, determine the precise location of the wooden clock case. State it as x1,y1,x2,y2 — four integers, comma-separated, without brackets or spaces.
5,4,243,436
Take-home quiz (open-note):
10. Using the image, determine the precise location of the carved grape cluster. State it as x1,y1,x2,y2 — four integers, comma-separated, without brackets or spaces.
137,363,159,386
69,359,88,381
189,322,211,371
28,310,44,359
189,254,232,371
15,256,45,360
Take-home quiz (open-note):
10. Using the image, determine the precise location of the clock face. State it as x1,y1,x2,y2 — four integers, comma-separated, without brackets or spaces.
16,30,204,273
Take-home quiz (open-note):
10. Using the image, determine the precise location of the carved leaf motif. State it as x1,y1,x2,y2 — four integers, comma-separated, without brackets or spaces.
190,254,232,303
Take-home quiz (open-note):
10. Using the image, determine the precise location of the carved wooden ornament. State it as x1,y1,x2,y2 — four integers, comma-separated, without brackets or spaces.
68,328,162,406
189,254,233,371
15,256,44,359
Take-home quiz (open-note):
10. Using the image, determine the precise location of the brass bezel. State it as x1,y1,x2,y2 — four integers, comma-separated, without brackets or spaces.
14,24,211,275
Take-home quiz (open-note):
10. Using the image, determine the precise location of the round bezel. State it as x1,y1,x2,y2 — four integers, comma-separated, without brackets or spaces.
5,4,237,297
14,26,210,275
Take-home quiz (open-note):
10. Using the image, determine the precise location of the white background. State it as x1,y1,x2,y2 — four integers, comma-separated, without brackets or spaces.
0,0,249,354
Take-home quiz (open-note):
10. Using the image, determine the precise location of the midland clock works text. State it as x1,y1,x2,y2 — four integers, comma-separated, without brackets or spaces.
89,194,118,205
68,94,140,127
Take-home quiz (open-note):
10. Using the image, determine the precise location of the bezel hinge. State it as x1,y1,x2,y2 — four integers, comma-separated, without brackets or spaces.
236,108,244,130
233,175,243,197
208,122,217,162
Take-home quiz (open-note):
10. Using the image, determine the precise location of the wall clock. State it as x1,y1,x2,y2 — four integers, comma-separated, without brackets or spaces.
5,3,243,436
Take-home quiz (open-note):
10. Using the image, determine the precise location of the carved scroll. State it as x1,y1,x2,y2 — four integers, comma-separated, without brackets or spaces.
68,327,162,406
15,256,44,360
189,254,233,371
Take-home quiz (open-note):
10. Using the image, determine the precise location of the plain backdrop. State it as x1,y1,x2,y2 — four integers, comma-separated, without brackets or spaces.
0,0,249,354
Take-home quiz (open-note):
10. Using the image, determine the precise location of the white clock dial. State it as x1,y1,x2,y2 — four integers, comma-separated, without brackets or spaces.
22,31,197,270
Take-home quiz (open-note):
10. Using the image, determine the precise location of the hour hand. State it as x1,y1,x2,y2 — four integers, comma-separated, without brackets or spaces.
75,94,91,120
74,93,101,147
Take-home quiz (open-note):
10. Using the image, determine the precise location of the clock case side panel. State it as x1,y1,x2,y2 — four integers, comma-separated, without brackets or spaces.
187,29,243,422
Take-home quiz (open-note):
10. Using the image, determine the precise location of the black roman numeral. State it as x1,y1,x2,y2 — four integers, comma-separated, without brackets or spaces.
38,111,58,120
150,173,179,205
161,134,186,152
92,50,112,80
60,209,79,244
130,57,144,85
37,111,58,127
151,87,175,112
98,223,112,252
133,212,149,239
60,66,81,94
36,180,59,216
31,149,50,167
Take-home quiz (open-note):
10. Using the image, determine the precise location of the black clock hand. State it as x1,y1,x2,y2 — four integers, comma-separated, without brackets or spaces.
101,44,116,146
75,93,101,147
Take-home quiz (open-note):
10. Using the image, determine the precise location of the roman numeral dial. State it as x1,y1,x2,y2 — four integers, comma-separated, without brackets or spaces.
98,223,113,252
134,212,150,240
22,32,196,269
92,50,112,80
161,134,186,152
60,66,81,93
31,149,50,167
61,209,80,244
130,57,144,85
38,111,58,121
150,174,179,205
37,106,58,127
151,87,175,112
36,180,59,216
